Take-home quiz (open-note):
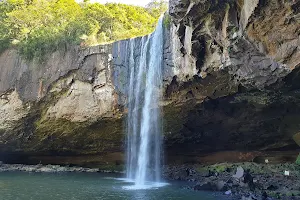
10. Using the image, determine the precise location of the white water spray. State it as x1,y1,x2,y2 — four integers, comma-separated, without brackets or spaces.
125,17,164,188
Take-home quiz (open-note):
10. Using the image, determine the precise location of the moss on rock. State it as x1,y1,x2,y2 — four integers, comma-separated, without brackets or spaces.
296,154,300,165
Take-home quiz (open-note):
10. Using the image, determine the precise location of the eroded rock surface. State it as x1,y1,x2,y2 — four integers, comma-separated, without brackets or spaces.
164,0,300,158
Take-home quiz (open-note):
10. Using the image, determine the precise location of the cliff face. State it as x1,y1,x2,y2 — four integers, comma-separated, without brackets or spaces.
164,0,300,156
0,46,125,165
0,0,299,167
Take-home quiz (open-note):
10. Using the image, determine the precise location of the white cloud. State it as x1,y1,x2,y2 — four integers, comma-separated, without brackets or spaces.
92,0,151,6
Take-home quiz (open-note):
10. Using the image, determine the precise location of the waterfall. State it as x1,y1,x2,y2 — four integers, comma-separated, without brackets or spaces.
125,17,164,188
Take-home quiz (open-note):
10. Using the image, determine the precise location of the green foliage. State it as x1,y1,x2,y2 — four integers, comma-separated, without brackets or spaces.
0,0,167,61
146,0,168,18
163,14,171,28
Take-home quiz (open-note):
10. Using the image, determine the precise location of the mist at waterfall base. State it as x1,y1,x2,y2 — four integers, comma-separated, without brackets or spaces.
125,16,164,189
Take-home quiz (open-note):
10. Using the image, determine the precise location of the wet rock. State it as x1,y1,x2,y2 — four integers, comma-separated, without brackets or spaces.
225,190,232,195
262,191,268,200
218,180,229,191
241,194,260,200
194,182,217,191
194,180,227,192
202,170,215,177
241,195,252,200
267,184,279,191
244,170,255,191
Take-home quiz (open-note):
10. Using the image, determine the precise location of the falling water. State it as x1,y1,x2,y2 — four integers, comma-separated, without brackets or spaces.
126,17,164,188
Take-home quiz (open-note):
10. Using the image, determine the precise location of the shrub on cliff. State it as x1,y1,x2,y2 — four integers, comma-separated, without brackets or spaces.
0,0,167,61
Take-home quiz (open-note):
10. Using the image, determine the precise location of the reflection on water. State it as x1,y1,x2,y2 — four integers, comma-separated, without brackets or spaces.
0,172,228,200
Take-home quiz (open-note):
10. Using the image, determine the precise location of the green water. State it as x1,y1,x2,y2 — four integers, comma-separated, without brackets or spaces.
0,172,228,200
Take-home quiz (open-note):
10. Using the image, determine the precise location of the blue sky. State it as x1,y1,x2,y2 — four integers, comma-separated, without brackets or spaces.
94,0,152,6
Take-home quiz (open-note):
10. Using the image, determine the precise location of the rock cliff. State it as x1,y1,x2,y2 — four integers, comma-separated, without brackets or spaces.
164,0,300,159
0,0,299,167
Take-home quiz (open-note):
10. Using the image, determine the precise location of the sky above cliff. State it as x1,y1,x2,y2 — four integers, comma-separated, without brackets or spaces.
94,0,151,6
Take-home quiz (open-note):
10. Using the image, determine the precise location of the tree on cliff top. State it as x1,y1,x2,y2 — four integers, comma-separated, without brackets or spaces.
0,0,167,61
146,0,168,17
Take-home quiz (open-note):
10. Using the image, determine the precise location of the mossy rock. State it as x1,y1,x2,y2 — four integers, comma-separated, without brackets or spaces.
236,0,244,10
293,132,300,147
213,165,227,173
296,153,300,165
196,163,229,173
163,14,171,29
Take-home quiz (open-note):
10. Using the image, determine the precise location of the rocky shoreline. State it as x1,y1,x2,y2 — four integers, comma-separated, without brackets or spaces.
163,162,300,200
0,163,120,173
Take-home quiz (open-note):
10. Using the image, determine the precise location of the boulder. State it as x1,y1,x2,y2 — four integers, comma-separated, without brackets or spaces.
233,166,244,179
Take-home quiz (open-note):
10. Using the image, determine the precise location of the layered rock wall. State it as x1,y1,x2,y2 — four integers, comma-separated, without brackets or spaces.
0,0,299,166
